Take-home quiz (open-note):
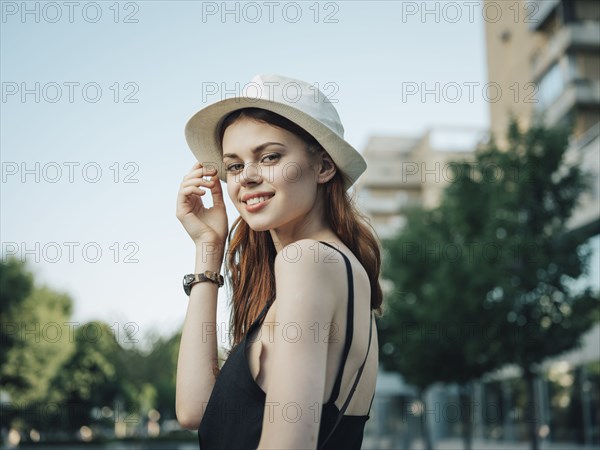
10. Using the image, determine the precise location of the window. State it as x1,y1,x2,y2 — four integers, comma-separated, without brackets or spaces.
536,63,565,111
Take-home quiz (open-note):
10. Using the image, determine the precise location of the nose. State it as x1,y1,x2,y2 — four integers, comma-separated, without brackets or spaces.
239,162,263,186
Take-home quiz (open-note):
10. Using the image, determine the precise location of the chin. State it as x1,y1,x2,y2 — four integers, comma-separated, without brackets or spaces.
243,217,274,233
247,224,272,232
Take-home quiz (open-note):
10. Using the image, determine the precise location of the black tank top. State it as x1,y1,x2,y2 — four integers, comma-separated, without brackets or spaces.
198,241,374,450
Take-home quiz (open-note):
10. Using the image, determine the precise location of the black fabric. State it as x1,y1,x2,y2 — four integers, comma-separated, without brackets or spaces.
198,241,374,450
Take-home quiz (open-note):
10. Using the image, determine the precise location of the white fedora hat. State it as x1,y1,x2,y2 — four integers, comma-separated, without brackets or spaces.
184,74,367,191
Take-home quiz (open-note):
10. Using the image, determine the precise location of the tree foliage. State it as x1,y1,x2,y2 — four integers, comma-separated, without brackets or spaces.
378,119,599,448
0,257,34,386
1,285,75,406
0,259,181,439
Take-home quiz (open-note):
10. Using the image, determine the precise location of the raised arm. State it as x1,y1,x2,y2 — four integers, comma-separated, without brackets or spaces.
175,162,228,430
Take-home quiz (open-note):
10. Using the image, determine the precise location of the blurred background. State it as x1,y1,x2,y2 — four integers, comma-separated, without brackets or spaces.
1,1,598,449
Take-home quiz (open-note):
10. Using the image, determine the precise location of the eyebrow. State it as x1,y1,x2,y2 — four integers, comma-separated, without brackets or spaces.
222,142,284,160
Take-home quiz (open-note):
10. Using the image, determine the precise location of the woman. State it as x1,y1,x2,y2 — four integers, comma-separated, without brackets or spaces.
175,74,383,450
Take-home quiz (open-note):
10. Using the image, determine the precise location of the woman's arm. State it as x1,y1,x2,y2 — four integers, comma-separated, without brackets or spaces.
175,243,224,430
257,239,343,450
174,162,228,431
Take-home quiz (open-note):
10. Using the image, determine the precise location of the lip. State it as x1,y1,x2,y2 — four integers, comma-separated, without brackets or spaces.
241,191,275,203
243,194,274,213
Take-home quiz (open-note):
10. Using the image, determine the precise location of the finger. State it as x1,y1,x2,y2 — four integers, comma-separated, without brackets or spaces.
181,178,216,189
183,166,217,181
178,186,206,207
182,185,207,195
209,174,225,207
177,187,201,217
186,161,206,178
182,176,213,184
181,183,206,192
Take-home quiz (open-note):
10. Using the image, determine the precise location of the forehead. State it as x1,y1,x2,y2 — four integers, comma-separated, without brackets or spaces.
221,118,303,156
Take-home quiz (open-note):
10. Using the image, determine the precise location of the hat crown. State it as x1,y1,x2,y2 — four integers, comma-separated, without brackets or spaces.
242,74,345,138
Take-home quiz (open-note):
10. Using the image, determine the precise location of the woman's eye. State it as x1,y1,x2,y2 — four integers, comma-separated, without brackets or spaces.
225,163,243,172
225,154,280,173
262,153,280,163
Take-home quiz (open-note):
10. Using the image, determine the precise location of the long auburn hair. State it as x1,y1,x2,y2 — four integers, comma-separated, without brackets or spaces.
218,108,383,352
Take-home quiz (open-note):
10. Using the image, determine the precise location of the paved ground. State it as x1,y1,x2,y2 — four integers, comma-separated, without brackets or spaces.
5,438,597,450
362,437,598,450
396,439,598,450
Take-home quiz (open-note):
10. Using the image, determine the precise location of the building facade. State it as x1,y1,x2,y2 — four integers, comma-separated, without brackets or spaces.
355,128,483,241
485,0,599,142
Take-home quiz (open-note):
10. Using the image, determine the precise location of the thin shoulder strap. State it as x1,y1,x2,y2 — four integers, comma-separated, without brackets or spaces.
320,311,374,450
317,241,374,450
318,241,354,404
251,297,275,329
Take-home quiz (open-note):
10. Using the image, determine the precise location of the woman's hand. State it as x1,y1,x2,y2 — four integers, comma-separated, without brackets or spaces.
176,161,228,247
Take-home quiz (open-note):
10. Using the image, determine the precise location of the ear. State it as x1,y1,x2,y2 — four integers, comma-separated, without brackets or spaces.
316,152,337,184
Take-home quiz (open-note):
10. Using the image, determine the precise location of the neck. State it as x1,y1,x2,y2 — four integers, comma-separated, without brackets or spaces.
269,191,337,253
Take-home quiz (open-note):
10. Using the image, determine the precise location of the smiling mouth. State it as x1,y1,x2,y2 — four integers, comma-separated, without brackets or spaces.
244,194,274,205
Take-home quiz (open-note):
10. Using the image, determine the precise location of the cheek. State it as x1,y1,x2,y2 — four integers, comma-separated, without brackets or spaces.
227,182,239,203
273,161,314,186
278,176,318,209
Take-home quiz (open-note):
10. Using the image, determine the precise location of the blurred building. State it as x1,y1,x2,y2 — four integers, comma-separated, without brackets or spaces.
484,0,599,277
484,0,600,447
355,127,485,240
485,0,599,141
485,0,600,234
362,3,599,448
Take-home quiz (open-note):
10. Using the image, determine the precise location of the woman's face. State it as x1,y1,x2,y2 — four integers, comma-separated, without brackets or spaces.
222,117,323,234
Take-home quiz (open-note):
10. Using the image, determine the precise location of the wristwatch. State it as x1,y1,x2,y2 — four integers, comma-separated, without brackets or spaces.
183,271,224,295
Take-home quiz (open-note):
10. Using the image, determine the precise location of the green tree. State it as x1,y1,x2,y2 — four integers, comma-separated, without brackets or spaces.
0,258,34,387
46,321,130,433
482,121,599,450
1,277,76,438
379,119,599,450
380,205,507,450
0,258,181,440
1,286,75,404
108,329,180,430
140,331,179,419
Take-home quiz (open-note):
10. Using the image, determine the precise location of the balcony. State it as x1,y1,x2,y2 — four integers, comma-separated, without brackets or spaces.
538,79,600,126
360,168,424,189
532,22,600,81
528,0,561,31
566,123,600,232
358,191,421,215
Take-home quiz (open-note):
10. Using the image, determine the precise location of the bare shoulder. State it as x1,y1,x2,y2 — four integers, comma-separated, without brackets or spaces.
272,239,348,315
275,239,355,279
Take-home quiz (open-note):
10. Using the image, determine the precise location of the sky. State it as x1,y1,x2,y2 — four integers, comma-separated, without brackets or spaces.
1,1,494,346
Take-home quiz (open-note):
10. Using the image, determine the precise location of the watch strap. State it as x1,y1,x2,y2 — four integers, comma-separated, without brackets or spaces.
184,271,224,295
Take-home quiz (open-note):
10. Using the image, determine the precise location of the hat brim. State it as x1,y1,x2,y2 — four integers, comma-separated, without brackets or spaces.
184,97,366,191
